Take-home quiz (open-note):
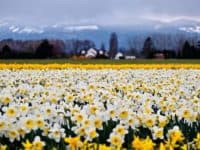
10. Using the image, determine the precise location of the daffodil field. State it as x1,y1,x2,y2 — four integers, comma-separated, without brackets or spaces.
0,64,199,150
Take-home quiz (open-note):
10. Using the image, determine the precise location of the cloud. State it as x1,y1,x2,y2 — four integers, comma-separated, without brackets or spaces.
143,15,200,23
0,0,199,26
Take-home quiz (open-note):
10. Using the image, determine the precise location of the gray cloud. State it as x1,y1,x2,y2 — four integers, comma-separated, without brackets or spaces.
0,0,200,26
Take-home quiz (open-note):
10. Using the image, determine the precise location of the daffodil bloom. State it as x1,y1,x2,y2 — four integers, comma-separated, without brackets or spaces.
109,134,123,148
22,140,32,150
159,143,166,150
93,118,102,129
0,145,7,150
168,126,184,144
98,144,113,150
6,107,17,118
194,133,200,149
88,129,98,140
181,144,188,150
142,136,155,150
119,110,128,119
132,136,143,150
0,121,6,131
64,136,82,150
32,136,45,150
24,118,35,130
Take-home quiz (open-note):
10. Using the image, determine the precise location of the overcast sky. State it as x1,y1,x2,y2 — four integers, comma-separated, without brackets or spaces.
0,0,200,26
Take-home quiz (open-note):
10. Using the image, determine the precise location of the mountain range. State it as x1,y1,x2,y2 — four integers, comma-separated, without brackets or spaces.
0,19,200,49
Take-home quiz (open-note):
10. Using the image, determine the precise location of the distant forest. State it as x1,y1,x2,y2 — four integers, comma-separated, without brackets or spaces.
0,32,200,59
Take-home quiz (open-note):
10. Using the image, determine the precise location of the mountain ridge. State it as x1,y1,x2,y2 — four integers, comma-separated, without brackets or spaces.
0,19,200,48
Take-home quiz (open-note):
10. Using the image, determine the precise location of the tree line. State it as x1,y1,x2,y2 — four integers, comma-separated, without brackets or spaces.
0,39,95,59
111,33,200,59
0,32,200,59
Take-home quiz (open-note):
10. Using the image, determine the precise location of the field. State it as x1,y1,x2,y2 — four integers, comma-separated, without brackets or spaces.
0,60,199,150
0,59,200,64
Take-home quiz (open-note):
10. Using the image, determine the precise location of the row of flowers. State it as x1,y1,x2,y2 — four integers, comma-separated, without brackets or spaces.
0,64,199,69
0,69,199,149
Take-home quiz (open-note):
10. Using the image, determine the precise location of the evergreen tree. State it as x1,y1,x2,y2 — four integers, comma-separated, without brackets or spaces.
109,32,118,59
35,40,53,58
100,43,106,51
142,37,154,58
182,41,191,58
1,44,12,58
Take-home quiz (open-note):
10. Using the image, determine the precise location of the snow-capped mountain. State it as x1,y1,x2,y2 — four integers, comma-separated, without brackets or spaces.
0,19,200,48
179,26,200,33
52,24,99,32
0,22,99,34
8,26,44,34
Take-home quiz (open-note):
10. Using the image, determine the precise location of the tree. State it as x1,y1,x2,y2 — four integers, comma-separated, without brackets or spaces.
127,36,141,56
195,41,200,58
142,37,154,58
109,32,118,59
1,44,12,58
71,40,95,55
198,41,200,48
100,43,106,51
182,41,191,58
35,40,53,58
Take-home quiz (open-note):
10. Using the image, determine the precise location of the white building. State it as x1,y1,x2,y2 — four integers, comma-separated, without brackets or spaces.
125,56,136,60
115,52,124,59
80,50,86,55
85,48,98,58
